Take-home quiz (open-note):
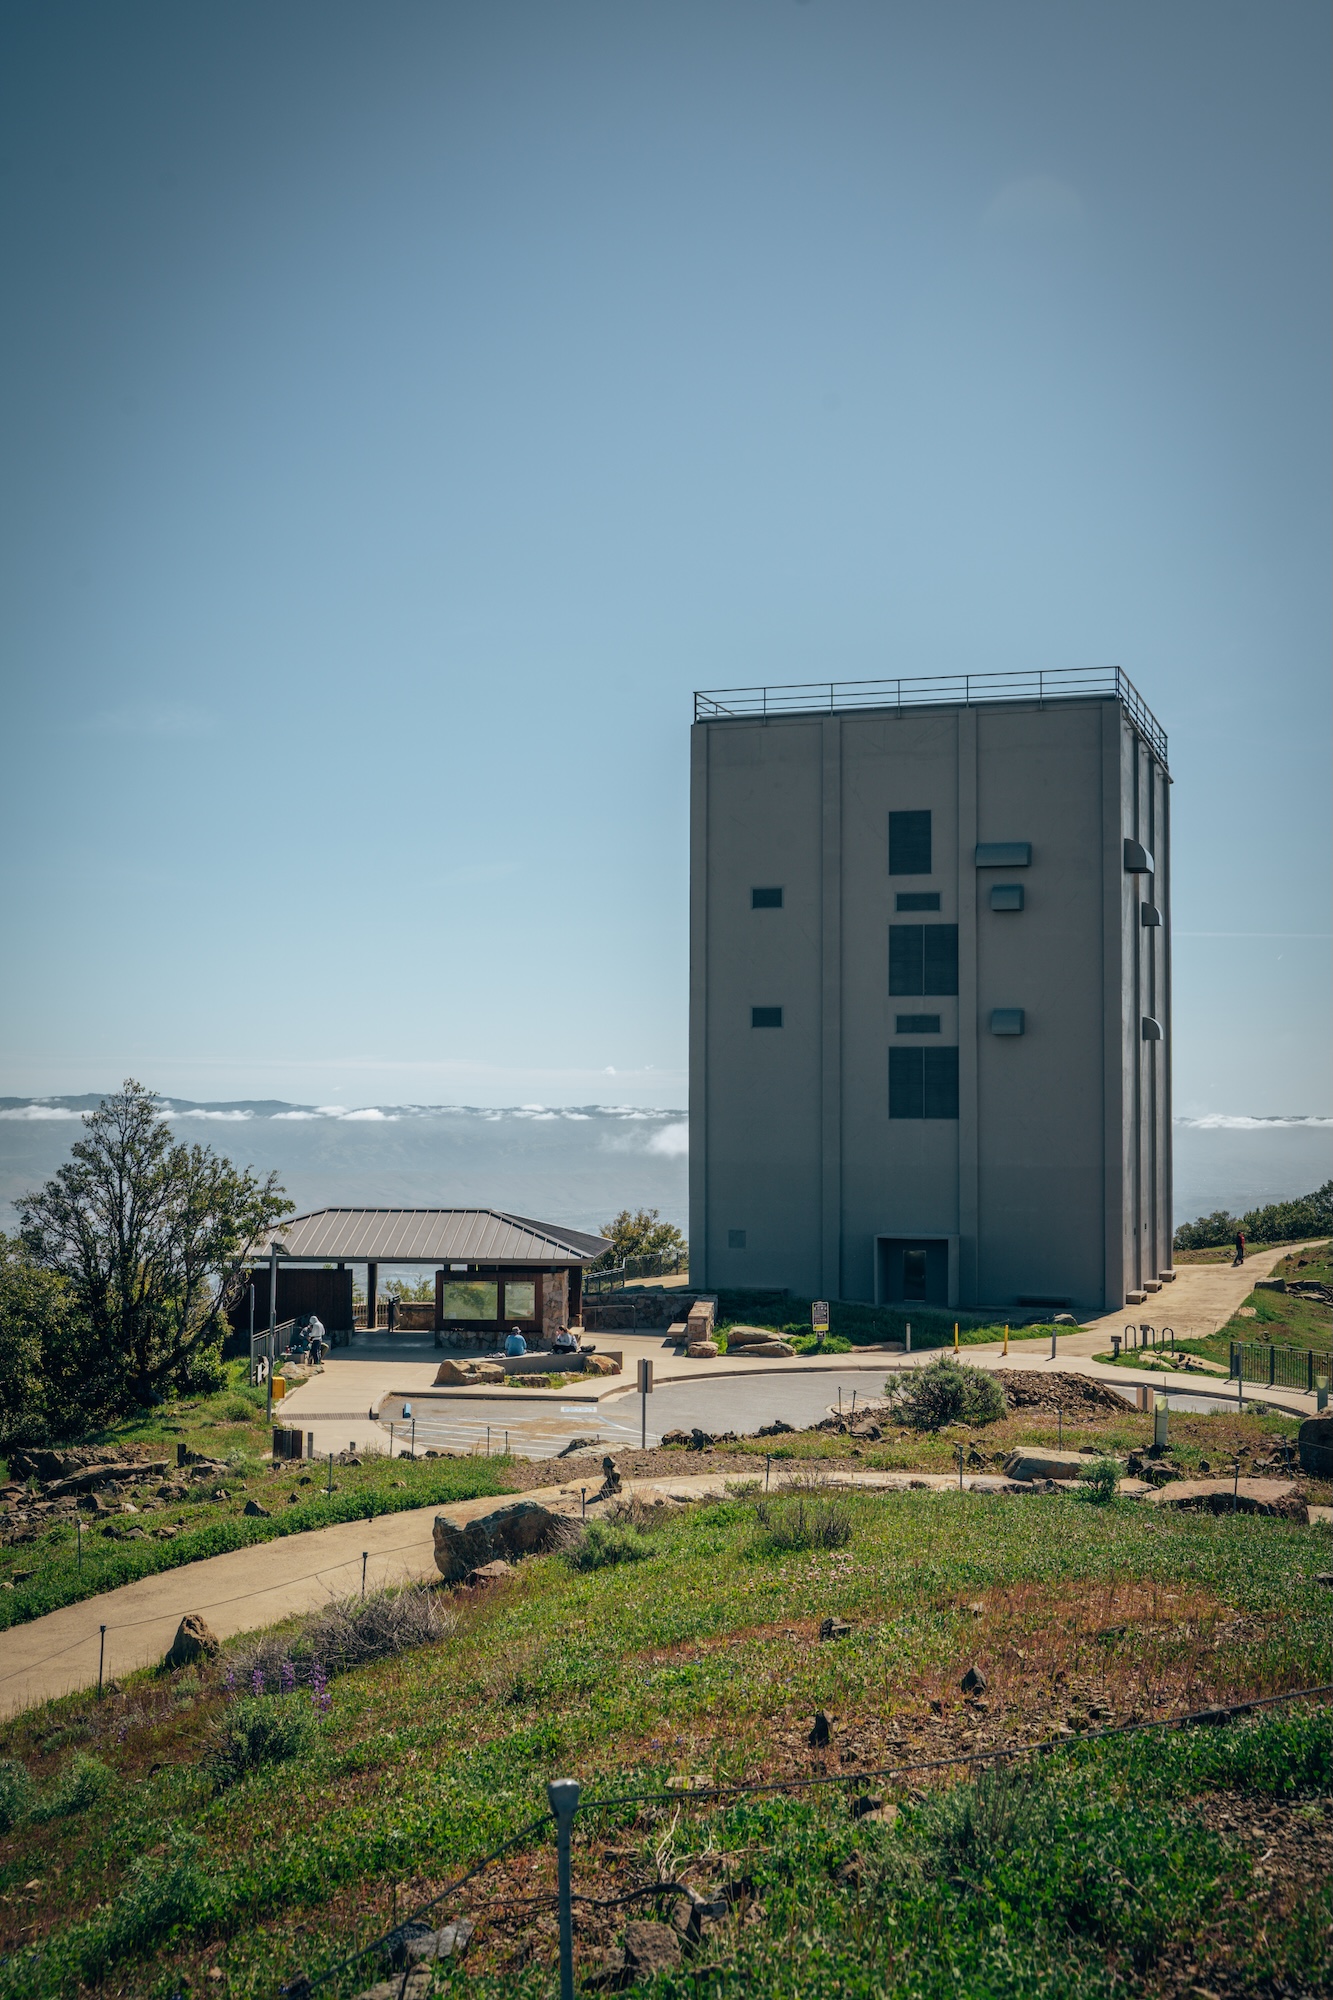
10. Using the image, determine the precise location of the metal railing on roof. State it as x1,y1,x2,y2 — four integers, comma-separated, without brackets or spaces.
694,664,1168,765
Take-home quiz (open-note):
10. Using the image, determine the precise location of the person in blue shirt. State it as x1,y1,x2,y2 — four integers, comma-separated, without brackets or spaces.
504,1327,527,1357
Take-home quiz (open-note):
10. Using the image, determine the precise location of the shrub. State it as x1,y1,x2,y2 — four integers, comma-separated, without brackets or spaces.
560,1519,652,1572
1078,1457,1121,1503
220,1397,255,1423
888,1357,1006,1430
89,1823,208,1971
229,1584,455,1690
916,1761,1046,1878
0,1757,32,1832
206,1695,315,1788
30,1751,113,1822
752,1490,853,1552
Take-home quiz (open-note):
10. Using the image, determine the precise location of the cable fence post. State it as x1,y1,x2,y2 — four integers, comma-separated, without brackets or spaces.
98,1623,107,1696
547,1777,581,2000
362,1551,368,1599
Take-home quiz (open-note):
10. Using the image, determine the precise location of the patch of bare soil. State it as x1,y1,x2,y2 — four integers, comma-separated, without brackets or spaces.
994,1369,1132,1418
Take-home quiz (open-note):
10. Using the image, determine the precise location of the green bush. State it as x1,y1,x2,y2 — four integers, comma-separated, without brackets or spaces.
88,1824,208,1973
561,1519,652,1571
888,1356,1007,1430
1078,1457,1121,1503
29,1751,113,1822
0,1757,32,1832
752,1490,853,1552
206,1696,315,1789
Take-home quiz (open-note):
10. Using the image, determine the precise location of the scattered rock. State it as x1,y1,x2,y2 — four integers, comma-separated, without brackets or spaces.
1145,1477,1308,1522
1053,1313,1079,1326
623,1921,681,1975
1312,1573,1333,1589
243,1500,271,1518
557,1437,599,1457
1004,1448,1114,1483
465,1559,513,1587
432,1499,562,1583
960,1665,987,1695
405,1919,473,1964
686,1340,719,1359
582,1354,620,1376
808,1710,831,1747
165,1614,219,1669
995,1371,1128,1418
819,1617,853,1641
597,1456,624,1499
756,1418,796,1437
850,1793,888,1820
661,1429,692,1447
1298,1413,1333,1479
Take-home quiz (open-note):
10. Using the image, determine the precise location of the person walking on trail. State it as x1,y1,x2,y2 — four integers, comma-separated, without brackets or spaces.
1232,1230,1245,1268
307,1314,326,1366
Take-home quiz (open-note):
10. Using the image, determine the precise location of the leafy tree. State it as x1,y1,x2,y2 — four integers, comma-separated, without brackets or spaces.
594,1207,687,1271
0,1234,72,1446
19,1080,292,1414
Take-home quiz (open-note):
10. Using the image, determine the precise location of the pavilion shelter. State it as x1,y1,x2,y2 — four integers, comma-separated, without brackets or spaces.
243,1208,610,1347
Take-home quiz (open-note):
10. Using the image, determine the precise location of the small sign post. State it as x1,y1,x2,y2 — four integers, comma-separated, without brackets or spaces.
1153,1392,1169,1451
637,1356,654,1448
811,1301,829,1347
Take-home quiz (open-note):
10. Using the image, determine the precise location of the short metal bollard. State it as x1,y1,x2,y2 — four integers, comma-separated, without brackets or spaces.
547,1777,581,2000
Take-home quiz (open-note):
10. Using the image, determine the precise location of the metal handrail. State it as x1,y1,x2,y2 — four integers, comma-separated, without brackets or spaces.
694,665,1168,766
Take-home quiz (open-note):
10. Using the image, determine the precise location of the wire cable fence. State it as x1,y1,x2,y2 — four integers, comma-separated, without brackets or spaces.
287,1678,1333,1998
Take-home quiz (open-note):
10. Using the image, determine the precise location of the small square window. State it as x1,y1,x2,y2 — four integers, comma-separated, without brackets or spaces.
896,1014,941,1034
751,1006,783,1028
751,886,783,909
728,1229,747,1250
896,892,940,912
889,810,932,875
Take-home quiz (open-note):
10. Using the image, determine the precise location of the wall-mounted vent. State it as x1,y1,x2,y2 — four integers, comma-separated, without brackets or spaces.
896,1014,941,1034
1124,838,1154,873
1140,904,1162,927
727,1229,747,1250
896,892,940,912
990,1008,1025,1036
975,841,1031,867
1141,1016,1163,1040
990,885,1024,912
751,886,783,909
751,1007,783,1028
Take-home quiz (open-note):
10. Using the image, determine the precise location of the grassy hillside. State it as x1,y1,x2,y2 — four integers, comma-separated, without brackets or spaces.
0,1408,1330,1998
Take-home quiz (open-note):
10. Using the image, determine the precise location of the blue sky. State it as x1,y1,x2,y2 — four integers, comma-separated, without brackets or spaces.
1,0,1328,1114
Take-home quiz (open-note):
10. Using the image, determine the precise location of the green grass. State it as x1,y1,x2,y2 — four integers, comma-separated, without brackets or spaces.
0,1364,511,1630
715,1289,1072,1351
1,1471,1330,1997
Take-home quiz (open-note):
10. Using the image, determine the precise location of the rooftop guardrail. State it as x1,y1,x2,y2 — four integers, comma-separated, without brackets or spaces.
694,664,1167,765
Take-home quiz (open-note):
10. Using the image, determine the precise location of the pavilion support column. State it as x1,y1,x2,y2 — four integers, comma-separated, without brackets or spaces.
366,1262,378,1333
569,1267,583,1329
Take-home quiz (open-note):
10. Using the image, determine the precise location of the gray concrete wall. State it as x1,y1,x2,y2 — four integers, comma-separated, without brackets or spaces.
690,693,1172,1314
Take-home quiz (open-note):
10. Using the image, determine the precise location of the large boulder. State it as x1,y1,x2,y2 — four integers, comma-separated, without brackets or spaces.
1146,1477,1308,1521
432,1500,563,1583
432,1358,504,1386
686,1340,719,1359
582,1354,619,1376
164,1613,219,1669
1004,1448,1114,1483
725,1325,779,1348
728,1337,795,1359
1298,1413,1333,1478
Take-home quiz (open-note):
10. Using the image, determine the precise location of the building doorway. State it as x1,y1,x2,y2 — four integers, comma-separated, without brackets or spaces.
877,1237,950,1307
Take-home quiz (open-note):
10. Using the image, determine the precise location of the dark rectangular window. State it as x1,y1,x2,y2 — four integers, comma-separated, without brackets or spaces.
896,892,940,911
889,810,932,875
896,1014,940,1034
728,1229,747,1249
890,1047,959,1119
890,924,957,995
751,886,783,909
923,925,958,995
924,1046,959,1117
889,925,924,994
751,1006,783,1028
889,1047,923,1118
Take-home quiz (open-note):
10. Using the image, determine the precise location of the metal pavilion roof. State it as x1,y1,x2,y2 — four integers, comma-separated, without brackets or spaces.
253,1208,611,1266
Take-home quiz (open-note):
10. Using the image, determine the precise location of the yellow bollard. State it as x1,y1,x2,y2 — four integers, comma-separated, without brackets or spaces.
1003,1323,1009,1356
954,1321,959,1354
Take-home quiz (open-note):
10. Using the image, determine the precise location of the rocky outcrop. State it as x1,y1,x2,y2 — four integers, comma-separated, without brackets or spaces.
1145,1477,1308,1521
433,1358,504,1386
1004,1448,1118,1483
432,1500,563,1583
164,1613,219,1668
1298,1413,1333,1478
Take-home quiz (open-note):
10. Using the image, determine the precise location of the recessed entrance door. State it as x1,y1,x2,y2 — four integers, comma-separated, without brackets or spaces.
878,1238,949,1306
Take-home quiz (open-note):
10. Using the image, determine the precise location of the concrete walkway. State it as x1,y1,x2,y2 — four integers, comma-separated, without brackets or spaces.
277,1241,1321,1457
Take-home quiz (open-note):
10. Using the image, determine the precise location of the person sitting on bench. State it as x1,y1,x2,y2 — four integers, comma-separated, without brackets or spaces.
504,1326,528,1357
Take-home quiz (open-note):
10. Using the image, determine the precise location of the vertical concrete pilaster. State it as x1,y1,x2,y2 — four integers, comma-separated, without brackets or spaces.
820,717,843,1300
688,724,709,1289
956,709,979,1305
1101,704,1127,1310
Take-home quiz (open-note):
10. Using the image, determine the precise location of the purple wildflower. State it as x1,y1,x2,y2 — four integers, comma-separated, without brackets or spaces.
279,1658,296,1695
251,1666,265,1697
310,1659,331,1715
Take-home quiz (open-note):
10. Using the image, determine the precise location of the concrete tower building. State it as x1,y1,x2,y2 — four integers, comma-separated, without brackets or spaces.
688,668,1172,1315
